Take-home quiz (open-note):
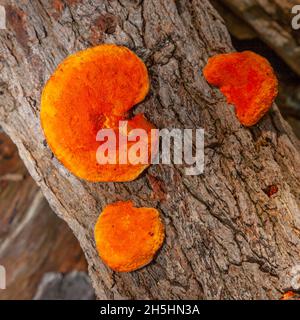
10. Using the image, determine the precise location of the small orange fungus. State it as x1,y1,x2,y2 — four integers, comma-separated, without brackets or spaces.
203,51,278,126
41,44,154,181
94,201,164,272
280,291,300,300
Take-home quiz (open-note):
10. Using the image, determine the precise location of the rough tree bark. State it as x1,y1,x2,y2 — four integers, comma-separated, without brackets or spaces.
0,0,300,299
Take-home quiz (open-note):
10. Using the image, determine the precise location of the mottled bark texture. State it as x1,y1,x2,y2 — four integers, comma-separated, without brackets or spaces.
0,0,300,299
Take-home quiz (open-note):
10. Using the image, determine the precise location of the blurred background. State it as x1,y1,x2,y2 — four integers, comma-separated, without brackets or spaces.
0,0,299,299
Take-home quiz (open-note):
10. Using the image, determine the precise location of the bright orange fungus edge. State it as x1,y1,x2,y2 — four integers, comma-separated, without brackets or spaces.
203,51,278,126
41,44,155,182
280,291,300,300
94,201,165,272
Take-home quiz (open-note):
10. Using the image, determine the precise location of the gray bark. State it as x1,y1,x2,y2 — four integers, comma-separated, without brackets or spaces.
0,0,300,299
0,132,87,300
33,271,95,300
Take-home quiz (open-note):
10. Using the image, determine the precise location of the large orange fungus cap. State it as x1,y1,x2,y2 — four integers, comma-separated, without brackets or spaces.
94,201,165,272
203,51,278,126
41,44,154,181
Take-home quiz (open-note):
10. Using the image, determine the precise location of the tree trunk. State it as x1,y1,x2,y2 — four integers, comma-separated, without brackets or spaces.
0,0,299,300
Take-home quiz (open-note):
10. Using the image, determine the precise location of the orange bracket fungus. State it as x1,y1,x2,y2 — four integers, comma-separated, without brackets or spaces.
41,44,154,182
94,201,164,272
203,51,278,126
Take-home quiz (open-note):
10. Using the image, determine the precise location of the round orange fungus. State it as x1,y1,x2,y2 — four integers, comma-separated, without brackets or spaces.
94,201,164,272
41,44,154,181
203,51,278,126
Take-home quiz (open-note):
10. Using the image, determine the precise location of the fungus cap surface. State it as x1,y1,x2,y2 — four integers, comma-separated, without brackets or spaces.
94,201,165,272
41,44,154,181
203,51,278,126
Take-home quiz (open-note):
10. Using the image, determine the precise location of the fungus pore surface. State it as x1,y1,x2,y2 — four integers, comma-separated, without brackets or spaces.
94,201,165,272
41,44,154,181
203,51,278,126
